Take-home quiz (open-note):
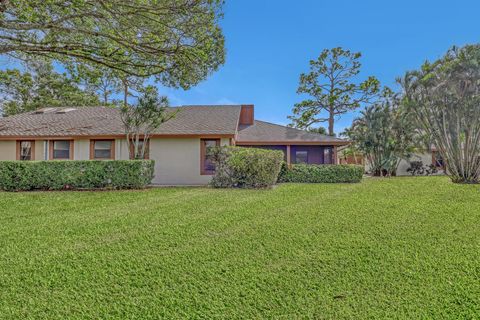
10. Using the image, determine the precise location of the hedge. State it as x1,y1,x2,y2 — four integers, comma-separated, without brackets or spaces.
278,164,364,183
0,160,155,191
209,147,284,188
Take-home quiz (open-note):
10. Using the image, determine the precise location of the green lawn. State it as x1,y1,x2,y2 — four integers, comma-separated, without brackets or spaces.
0,177,479,319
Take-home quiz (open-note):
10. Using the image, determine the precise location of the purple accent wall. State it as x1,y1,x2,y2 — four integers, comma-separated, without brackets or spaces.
241,145,334,164
241,145,287,161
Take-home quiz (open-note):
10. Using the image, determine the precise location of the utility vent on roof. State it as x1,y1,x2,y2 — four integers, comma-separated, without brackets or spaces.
56,108,77,114
35,107,57,114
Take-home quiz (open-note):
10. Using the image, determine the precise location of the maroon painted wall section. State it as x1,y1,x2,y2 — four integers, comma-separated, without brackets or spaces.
241,145,334,164
291,145,333,164
241,145,287,161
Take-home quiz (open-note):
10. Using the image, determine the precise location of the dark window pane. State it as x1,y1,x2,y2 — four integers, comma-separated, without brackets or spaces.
20,141,32,160
94,140,112,159
53,141,70,159
95,149,112,159
324,148,332,164
434,152,444,167
203,139,219,173
295,151,308,164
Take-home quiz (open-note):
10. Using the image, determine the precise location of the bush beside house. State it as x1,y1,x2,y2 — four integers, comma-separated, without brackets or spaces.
209,147,284,189
0,160,154,191
279,164,364,183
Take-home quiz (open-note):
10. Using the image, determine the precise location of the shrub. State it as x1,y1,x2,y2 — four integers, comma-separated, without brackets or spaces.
209,147,284,188
406,161,438,176
0,160,154,191
278,164,364,183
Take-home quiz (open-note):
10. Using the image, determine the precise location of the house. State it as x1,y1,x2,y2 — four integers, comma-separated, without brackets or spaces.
339,147,445,176
395,149,445,175
0,105,348,185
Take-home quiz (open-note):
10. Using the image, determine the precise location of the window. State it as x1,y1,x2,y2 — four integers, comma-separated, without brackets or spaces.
91,140,114,159
295,150,308,164
17,141,35,160
201,139,220,175
432,151,444,168
50,140,72,160
324,147,333,164
129,140,149,159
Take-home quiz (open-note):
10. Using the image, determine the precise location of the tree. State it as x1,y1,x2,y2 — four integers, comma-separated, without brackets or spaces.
307,126,328,135
0,61,100,115
400,44,480,184
0,0,225,89
289,47,381,136
68,64,122,105
120,86,176,159
346,97,418,176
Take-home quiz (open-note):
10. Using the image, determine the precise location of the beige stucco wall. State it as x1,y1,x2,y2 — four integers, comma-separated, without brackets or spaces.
35,140,46,160
365,152,444,176
0,137,231,185
396,153,433,176
73,139,90,160
0,141,16,160
149,137,230,185
116,139,130,160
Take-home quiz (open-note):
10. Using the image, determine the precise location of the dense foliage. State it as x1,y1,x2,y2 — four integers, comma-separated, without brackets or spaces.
0,61,100,115
0,160,154,191
0,0,225,88
345,98,419,176
209,147,284,188
400,44,480,183
278,164,364,183
289,47,381,136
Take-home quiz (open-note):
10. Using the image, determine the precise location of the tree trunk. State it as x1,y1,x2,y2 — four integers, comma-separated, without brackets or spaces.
103,91,108,105
328,109,334,136
122,78,128,107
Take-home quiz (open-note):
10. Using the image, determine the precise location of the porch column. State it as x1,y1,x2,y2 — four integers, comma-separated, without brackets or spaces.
286,145,291,167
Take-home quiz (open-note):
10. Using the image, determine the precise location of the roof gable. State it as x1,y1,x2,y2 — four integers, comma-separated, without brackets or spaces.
236,120,347,144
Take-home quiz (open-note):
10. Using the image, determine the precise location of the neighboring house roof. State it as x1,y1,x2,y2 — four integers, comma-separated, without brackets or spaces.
0,105,348,145
0,106,241,137
236,120,347,145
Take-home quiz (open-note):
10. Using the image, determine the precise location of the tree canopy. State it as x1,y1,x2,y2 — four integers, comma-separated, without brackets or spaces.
289,47,381,136
400,44,480,183
0,0,225,89
0,61,100,115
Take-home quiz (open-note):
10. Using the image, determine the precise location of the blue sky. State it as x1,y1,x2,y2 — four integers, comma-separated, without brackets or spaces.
158,0,480,134
1,1,479,133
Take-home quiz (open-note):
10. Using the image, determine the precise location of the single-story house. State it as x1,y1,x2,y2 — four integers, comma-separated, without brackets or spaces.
395,149,445,175
339,147,445,176
0,105,348,185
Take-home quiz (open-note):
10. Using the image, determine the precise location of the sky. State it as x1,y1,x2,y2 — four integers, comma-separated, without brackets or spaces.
1,1,479,134
157,0,480,134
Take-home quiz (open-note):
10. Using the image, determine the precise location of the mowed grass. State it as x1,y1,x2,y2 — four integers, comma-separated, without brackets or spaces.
0,177,479,319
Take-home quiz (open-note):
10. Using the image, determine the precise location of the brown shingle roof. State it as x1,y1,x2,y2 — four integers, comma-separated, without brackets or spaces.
0,106,241,137
236,120,348,145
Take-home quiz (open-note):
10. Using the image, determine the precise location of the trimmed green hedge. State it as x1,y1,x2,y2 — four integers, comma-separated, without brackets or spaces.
0,160,155,191
278,164,364,183
209,147,284,188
